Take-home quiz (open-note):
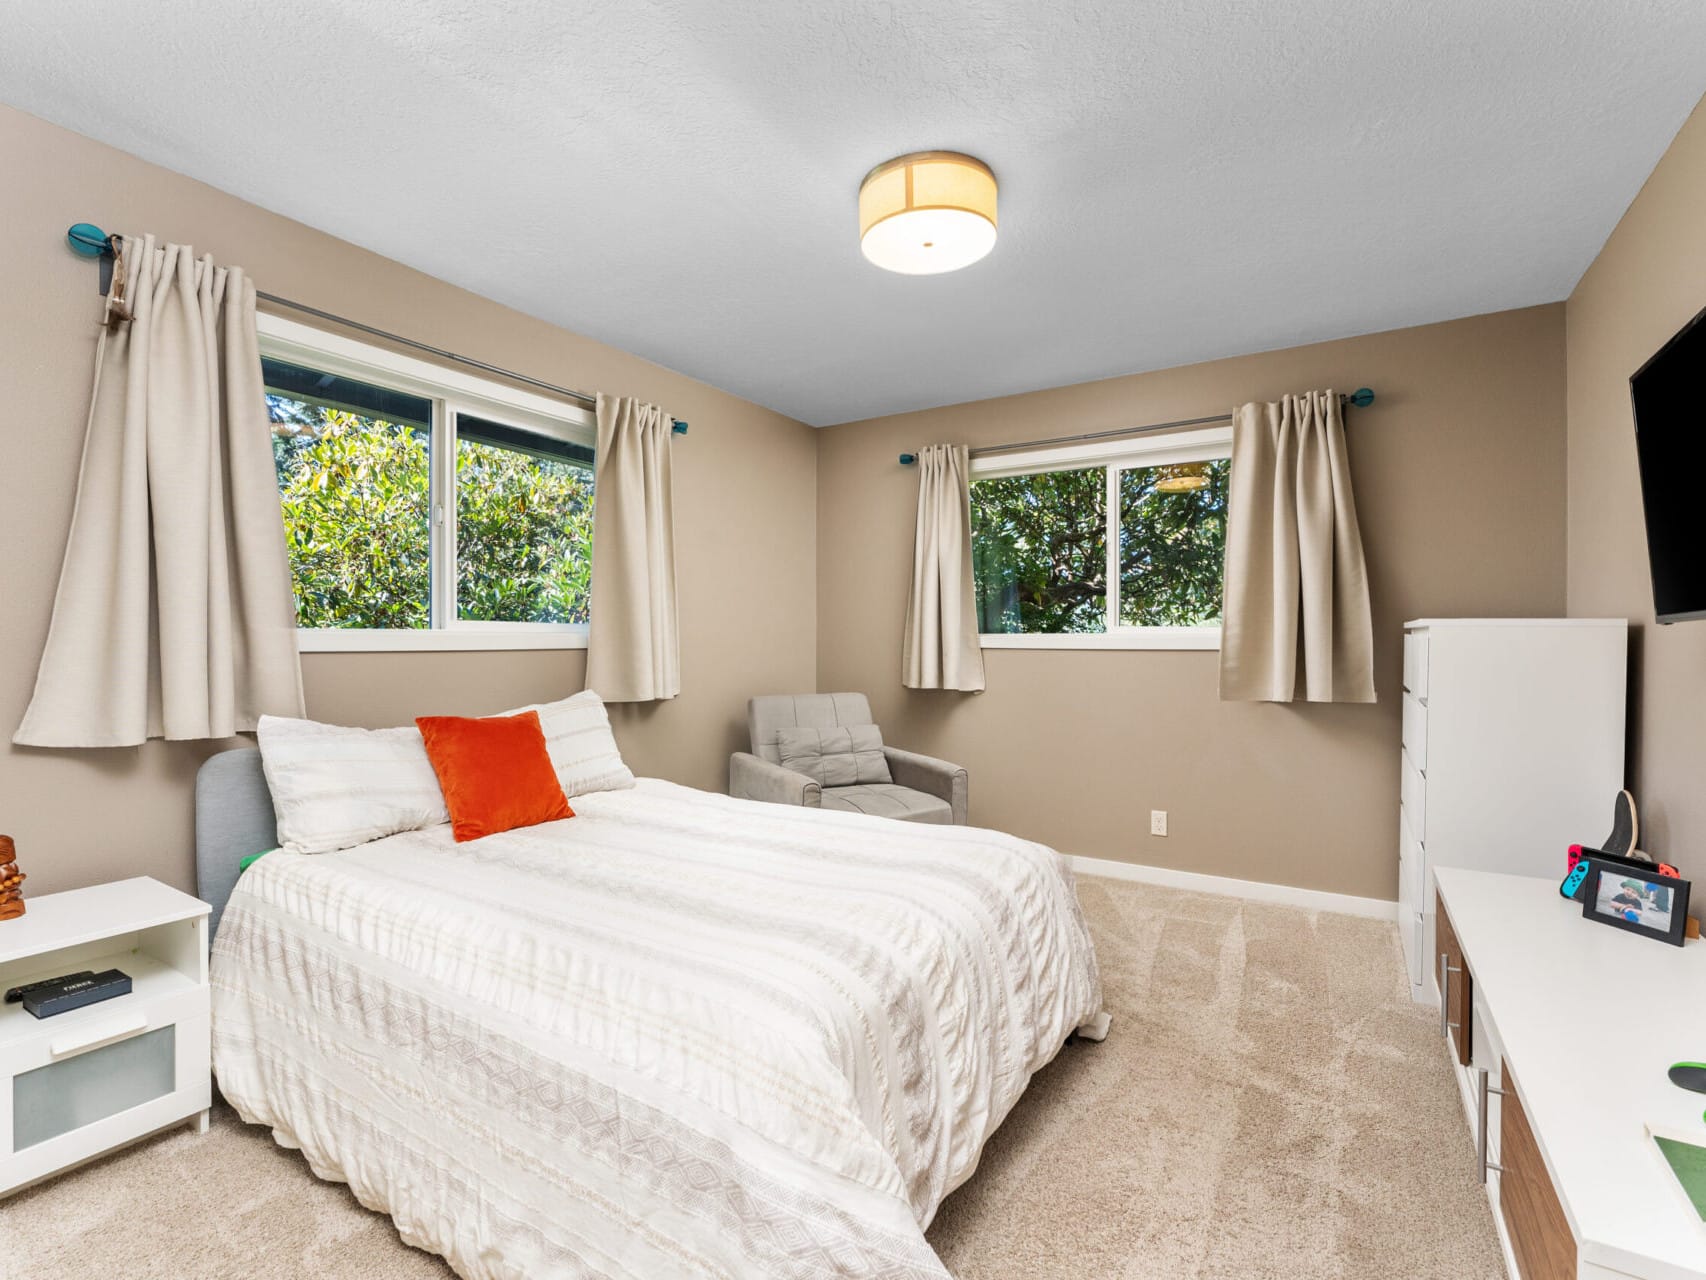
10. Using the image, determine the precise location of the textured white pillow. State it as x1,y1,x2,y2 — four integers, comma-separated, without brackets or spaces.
257,714,449,855
503,690,636,798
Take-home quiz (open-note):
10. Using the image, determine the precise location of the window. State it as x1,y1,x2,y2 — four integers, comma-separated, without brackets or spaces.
970,426,1231,649
260,313,596,651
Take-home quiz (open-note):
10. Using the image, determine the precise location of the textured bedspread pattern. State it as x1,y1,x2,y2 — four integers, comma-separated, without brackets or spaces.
211,780,1103,1279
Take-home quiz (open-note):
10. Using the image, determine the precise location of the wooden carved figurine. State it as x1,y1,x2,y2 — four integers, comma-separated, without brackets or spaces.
0,834,25,921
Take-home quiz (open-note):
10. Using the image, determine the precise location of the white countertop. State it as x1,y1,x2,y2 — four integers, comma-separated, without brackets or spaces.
1436,866,1706,1280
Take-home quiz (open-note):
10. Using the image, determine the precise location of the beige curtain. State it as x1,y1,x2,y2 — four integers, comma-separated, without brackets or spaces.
586,394,680,702
1219,390,1375,703
14,236,304,747
901,444,986,692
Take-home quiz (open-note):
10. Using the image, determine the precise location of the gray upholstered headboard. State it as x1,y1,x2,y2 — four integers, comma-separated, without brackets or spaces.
195,747,278,936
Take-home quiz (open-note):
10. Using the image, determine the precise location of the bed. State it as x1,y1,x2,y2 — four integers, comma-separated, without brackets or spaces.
200,748,1106,1279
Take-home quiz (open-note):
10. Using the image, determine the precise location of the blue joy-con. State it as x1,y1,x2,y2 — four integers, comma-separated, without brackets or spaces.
1560,861,1592,900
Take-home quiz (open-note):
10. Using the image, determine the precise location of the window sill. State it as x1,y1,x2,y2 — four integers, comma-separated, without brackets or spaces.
980,628,1221,651
297,627,589,653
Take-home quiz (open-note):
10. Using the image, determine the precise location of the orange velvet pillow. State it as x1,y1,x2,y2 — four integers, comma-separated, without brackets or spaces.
416,711,573,843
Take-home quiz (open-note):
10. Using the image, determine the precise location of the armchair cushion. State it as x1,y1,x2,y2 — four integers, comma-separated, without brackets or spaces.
821,784,952,824
775,725,892,789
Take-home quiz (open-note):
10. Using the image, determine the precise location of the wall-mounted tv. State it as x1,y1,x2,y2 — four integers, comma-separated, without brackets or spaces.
1631,301,1706,624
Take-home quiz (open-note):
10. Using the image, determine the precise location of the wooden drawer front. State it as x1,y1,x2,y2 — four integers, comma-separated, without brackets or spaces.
1499,1064,1576,1280
1401,691,1429,772
1401,750,1427,842
1403,630,1430,700
1434,892,1472,1066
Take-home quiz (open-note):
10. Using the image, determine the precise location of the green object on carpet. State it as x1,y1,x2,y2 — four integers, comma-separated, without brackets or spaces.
1655,1135,1706,1222
239,848,278,873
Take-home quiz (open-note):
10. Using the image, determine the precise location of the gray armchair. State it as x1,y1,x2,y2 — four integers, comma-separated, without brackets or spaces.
729,693,968,824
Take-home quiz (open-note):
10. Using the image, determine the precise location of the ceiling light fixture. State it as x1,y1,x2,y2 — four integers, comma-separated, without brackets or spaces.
859,151,997,275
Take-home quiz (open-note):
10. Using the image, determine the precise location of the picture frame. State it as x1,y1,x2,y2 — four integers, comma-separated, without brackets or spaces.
1580,857,1690,947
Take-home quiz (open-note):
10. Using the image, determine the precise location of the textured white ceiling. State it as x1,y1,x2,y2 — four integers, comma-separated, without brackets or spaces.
5,2,1704,425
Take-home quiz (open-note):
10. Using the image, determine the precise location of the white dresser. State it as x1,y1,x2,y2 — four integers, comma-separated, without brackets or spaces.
1399,619,1627,1004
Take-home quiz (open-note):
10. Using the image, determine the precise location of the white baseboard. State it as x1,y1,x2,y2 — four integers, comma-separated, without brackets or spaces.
1066,853,1398,921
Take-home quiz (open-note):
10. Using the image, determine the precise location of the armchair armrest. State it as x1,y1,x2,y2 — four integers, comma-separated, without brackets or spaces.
883,747,969,825
729,752,821,808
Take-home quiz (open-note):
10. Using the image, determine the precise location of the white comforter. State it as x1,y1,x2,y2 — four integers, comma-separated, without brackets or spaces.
211,780,1104,1279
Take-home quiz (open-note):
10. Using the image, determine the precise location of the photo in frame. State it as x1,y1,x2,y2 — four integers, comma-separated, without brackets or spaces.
1581,857,1690,947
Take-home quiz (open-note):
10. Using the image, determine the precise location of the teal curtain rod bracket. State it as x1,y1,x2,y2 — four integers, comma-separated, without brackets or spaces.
67,222,112,257
68,222,118,293
673,421,689,435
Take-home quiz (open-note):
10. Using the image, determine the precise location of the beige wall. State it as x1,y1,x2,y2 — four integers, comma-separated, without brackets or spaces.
818,306,1568,901
0,104,818,897
1565,94,1706,863
2,97,1607,909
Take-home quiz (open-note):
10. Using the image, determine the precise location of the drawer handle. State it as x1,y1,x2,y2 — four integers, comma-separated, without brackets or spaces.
49,1013,150,1060
1477,1067,1507,1184
1438,953,1462,1039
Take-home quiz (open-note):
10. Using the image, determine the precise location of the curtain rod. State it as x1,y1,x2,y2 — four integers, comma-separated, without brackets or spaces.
896,389,1375,465
64,223,687,435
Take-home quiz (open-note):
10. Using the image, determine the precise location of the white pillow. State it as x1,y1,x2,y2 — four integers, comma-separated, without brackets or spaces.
503,689,636,798
255,692,632,854
257,714,448,855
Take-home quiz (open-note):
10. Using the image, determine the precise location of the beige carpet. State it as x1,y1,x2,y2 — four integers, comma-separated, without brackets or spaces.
4,879,1506,1280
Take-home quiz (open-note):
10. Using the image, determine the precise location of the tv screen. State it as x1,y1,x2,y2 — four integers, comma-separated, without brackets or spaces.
1631,302,1706,623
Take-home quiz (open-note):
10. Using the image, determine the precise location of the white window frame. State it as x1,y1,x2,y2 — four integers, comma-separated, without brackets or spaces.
258,313,597,652
971,425,1232,651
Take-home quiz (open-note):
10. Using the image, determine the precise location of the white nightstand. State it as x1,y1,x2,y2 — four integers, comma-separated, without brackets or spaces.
0,877,210,1197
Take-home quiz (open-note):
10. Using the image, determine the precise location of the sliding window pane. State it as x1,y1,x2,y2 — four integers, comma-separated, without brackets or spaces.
1117,459,1229,627
455,414,595,624
970,468,1107,633
266,361,432,630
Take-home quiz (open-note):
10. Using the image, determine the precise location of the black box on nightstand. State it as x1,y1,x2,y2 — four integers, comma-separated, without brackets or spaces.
21,969,131,1019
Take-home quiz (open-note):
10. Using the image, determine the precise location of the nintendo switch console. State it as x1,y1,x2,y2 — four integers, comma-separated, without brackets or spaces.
1561,844,1679,900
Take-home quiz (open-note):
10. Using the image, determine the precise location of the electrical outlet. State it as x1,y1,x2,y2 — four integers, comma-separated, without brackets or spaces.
1150,810,1168,837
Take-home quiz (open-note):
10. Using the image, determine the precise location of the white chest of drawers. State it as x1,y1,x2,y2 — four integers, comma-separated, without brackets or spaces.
1398,619,1628,1003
